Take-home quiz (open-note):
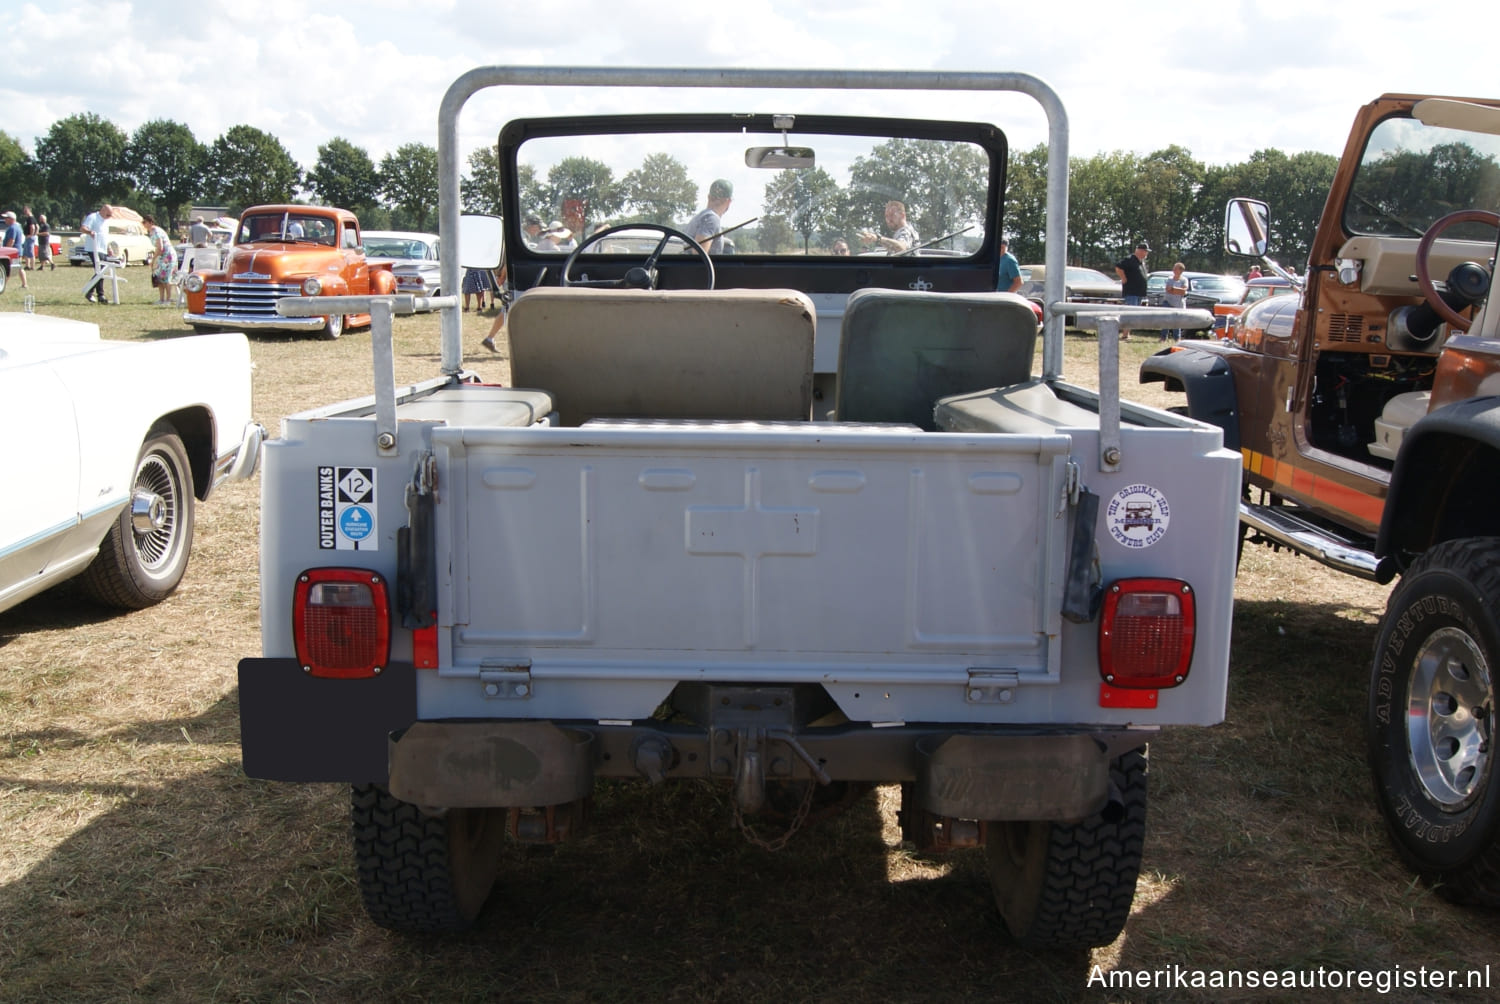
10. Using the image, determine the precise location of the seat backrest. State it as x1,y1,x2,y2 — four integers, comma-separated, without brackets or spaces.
833,289,1038,429
507,287,815,426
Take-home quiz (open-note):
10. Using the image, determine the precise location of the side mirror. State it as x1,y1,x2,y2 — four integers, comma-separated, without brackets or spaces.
459,214,504,269
1224,198,1270,257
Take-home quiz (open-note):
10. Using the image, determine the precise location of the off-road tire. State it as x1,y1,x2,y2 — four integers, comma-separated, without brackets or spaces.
351,784,506,932
1368,537,1500,905
78,427,195,608
986,747,1147,949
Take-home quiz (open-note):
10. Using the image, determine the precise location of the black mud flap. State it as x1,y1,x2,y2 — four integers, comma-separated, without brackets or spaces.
238,658,416,783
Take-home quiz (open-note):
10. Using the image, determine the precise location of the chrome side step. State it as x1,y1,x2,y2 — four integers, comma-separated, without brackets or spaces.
1240,501,1390,581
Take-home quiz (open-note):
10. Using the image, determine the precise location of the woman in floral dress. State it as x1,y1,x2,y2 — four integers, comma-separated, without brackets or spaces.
143,214,177,305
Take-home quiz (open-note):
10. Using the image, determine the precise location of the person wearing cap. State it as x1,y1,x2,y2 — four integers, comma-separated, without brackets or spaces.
2,212,28,290
521,215,543,249
684,179,734,253
1114,240,1151,341
997,237,1022,293
859,200,919,253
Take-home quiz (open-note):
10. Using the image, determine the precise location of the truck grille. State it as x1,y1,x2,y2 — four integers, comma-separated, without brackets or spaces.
203,281,304,319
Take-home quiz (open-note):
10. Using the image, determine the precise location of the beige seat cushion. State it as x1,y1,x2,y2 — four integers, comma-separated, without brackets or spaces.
507,287,816,426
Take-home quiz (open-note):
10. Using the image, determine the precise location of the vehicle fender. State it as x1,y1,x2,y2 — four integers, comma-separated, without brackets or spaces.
315,275,350,296
1377,395,1500,561
370,268,397,295
1138,346,1239,451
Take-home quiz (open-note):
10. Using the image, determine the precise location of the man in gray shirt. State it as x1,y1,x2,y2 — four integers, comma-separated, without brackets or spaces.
684,179,733,253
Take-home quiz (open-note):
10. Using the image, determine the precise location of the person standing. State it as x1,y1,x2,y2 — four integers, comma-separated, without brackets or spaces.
684,179,734,253
80,204,114,302
189,216,211,247
1114,240,1150,340
2,212,29,290
20,205,37,270
1247,264,1263,280
36,214,54,270
860,200,918,253
997,237,1022,292
1161,261,1188,341
143,214,177,305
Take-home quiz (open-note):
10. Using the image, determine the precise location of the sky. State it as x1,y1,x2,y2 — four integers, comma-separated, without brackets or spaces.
4,0,1494,205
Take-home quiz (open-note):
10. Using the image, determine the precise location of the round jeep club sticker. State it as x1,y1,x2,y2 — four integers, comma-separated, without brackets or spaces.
1105,484,1171,549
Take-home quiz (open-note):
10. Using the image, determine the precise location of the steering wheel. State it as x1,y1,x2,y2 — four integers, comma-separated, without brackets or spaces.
1414,209,1500,332
559,223,715,290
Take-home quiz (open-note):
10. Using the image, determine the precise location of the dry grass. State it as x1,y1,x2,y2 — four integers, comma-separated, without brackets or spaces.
4,269,1500,1002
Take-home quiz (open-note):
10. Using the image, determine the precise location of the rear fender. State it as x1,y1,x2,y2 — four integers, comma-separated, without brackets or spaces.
1138,346,1240,451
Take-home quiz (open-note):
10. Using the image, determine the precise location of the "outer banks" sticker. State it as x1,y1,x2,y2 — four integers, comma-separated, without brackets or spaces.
318,466,378,550
1105,483,1170,549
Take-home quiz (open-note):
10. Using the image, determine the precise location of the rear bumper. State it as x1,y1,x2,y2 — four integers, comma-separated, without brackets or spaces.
238,657,1142,819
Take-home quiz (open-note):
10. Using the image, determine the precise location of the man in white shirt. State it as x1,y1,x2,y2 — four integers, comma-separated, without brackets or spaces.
80,204,113,303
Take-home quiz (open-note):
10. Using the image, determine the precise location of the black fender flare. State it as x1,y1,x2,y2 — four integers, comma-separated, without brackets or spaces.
1377,395,1500,562
1138,346,1240,452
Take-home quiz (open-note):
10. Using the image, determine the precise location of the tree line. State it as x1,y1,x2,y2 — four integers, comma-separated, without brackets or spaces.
2,110,1339,272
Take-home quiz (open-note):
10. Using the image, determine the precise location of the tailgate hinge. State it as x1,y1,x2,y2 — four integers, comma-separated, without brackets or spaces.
965,670,1020,704
1062,459,1081,512
479,659,533,700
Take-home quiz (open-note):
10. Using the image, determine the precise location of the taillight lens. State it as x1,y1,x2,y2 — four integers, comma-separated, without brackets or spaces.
293,568,390,678
1099,578,1195,689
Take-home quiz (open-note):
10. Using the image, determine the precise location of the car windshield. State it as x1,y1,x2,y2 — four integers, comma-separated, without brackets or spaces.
514,125,994,257
239,212,337,246
1243,283,1290,304
1190,276,1242,292
1345,111,1500,238
365,238,433,259
1146,275,1167,293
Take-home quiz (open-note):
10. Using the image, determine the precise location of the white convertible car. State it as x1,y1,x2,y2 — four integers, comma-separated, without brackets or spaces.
0,312,263,615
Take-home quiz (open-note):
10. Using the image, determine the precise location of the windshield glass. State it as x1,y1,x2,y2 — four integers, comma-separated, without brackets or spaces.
238,212,337,246
365,238,433,259
1191,276,1242,292
515,129,993,257
1345,113,1500,239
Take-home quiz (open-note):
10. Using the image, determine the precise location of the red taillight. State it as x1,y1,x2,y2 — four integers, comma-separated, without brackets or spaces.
293,568,390,678
1099,578,1195,690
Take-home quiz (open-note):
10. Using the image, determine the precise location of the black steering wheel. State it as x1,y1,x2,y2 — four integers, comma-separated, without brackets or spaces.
559,223,715,290
1415,209,1500,332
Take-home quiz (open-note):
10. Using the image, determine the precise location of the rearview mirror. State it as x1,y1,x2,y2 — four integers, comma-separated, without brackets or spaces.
459,213,504,269
745,146,816,169
1224,198,1270,257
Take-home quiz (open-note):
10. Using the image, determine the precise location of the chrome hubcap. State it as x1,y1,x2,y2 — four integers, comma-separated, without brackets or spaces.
1407,626,1494,808
129,453,180,571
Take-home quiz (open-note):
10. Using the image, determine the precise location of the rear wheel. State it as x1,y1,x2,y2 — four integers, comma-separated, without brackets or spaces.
986,747,1147,949
79,427,195,608
1368,538,1500,904
351,784,506,932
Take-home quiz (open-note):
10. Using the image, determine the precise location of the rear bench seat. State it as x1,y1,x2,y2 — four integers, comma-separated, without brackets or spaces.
507,287,816,426
397,385,555,426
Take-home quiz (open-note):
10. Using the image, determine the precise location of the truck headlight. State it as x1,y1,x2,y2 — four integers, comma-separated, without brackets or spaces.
302,276,323,296
183,273,205,293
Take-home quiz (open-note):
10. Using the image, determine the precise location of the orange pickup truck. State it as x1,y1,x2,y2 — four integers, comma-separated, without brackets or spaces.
181,205,396,339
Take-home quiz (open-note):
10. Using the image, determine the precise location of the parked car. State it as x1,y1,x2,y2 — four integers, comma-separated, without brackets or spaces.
0,311,263,615
1213,275,1295,338
67,218,155,267
1018,264,1122,327
363,230,442,303
0,245,16,294
1145,271,1245,333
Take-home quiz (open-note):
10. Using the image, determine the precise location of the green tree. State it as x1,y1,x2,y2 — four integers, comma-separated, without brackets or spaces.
622,153,697,225
763,167,840,252
542,156,624,233
1198,148,1337,271
1003,143,1048,264
1131,145,1204,267
380,142,439,231
462,145,503,215
0,132,41,205
1068,150,1140,270
308,137,381,215
126,119,206,231
35,113,130,220
207,125,303,210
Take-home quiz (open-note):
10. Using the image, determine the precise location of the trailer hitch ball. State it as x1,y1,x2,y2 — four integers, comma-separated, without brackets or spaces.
631,736,674,785
734,750,766,814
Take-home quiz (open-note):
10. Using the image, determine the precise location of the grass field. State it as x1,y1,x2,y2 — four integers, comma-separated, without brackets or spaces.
3,265,1499,1002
